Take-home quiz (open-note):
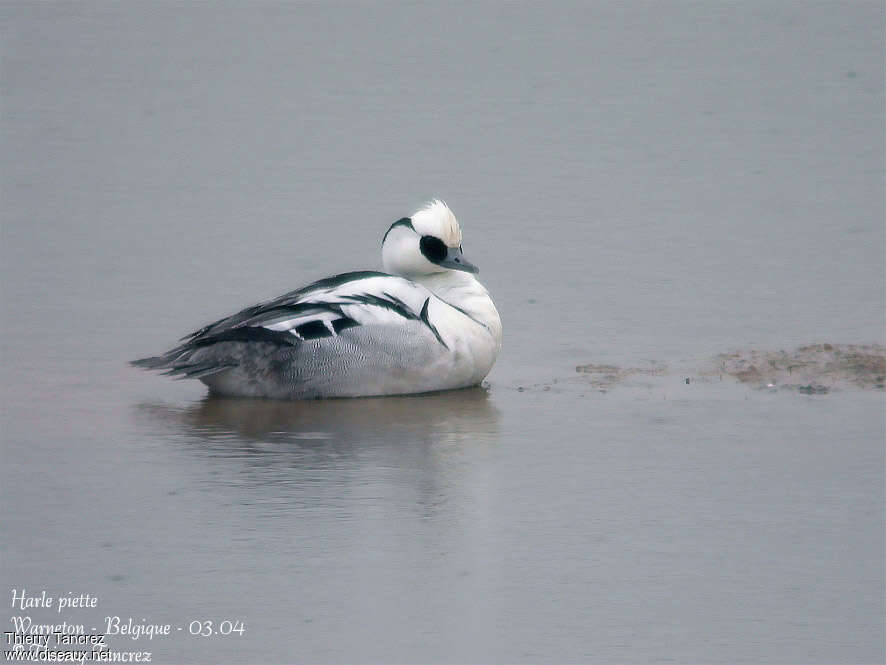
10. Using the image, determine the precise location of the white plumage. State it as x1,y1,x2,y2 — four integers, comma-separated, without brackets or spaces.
133,201,502,399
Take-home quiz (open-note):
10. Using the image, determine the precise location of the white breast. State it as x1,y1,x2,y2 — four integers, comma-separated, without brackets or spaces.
418,271,502,386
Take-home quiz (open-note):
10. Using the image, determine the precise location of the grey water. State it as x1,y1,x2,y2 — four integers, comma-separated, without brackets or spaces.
2,2,884,663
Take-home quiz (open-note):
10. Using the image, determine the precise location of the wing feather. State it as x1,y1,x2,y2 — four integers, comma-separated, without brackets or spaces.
133,271,451,378
185,271,435,343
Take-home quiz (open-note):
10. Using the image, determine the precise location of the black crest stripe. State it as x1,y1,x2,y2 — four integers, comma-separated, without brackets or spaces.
382,218,414,244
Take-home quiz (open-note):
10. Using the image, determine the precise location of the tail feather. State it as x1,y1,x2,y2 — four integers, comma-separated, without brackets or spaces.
131,349,235,379
160,361,237,380
133,325,299,385
130,355,173,370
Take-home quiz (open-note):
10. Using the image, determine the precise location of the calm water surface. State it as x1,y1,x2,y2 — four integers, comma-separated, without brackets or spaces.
2,2,884,663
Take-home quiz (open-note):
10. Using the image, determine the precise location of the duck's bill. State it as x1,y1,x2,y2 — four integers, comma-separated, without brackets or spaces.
439,246,479,274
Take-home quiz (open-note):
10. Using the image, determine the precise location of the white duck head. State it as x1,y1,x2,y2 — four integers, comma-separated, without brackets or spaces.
382,200,478,278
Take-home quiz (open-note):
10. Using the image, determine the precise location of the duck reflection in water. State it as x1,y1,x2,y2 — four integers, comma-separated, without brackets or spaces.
136,388,500,519
136,387,500,472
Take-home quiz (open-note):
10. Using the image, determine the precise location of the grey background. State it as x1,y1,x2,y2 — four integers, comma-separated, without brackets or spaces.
2,2,884,663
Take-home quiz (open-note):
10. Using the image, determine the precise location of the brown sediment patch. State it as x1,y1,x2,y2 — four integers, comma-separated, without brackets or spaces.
575,361,667,390
570,344,886,394
714,343,886,392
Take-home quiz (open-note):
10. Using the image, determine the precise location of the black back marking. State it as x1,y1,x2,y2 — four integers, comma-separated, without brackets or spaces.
182,272,389,341
292,271,389,296
332,317,360,334
294,320,333,340
442,299,489,331
342,293,419,321
192,326,298,348
240,302,337,327
420,298,448,349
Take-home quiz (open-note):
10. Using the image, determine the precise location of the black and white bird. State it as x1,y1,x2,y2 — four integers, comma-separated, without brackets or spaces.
132,201,502,398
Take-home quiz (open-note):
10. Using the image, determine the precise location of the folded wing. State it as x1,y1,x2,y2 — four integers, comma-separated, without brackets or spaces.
131,271,443,381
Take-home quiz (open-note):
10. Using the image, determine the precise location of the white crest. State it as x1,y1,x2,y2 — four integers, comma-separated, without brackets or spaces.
410,200,462,248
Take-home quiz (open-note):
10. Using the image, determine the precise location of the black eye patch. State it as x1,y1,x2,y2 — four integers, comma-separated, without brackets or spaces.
420,235,448,263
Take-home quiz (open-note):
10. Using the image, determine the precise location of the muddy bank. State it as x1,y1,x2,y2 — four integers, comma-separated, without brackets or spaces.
712,343,886,393
574,361,668,391
571,343,886,395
